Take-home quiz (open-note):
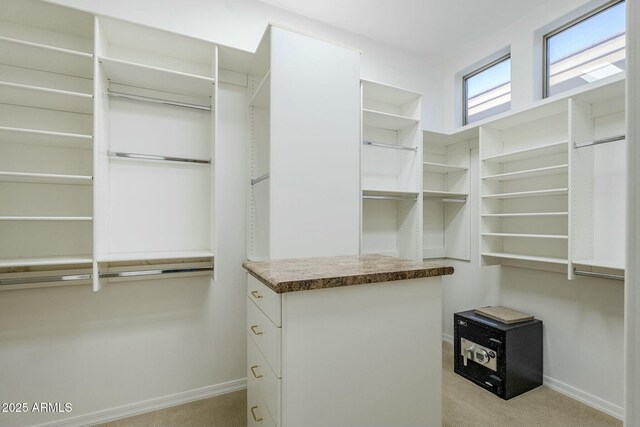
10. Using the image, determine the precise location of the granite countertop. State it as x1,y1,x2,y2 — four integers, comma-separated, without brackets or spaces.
242,254,454,294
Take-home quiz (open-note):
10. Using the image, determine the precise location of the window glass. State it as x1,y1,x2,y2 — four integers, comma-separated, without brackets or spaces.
545,0,626,97
464,56,511,125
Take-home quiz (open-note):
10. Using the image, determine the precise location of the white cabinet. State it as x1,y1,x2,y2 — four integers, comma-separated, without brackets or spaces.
247,26,361,261
0,0,94,286
360,81,422,260
423,131,471,260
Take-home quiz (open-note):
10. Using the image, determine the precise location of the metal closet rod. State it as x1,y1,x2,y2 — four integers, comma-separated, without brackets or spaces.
363,195,417,201
574,134,625,149
251,173,270,185
108,151,211,165
362,141,417,152
108,90,211,111
573,269,624,281
0,266,214,287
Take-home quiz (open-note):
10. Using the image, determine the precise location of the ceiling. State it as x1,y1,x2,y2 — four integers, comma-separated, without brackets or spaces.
257,0,547,57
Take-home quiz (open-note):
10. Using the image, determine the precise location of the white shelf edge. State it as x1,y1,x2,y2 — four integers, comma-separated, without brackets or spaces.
482,252,568,265
482,212,568,217
423,190,469,197
572,259,625,270
0,256,93,268
98,56,215,85
482,233,568,239
481,164,568,181
423,161,469,173
482,188,568,199
0,171,93,185
362,108,419,129
97,251,215,263
0,35,93,59
0,216,92,221
0,81,93,100
0,126,92,141
482,141,568,162
248,69,270,108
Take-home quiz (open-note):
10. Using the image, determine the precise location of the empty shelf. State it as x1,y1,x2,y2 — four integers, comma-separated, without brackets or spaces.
0,36,93,79
0,172,92,185
482,252,568,265
423,162,468,173
573,259,625,270
482,232,568,239
482,188,568,199
0,81,93,114
482,212,568,217
362,109,419,130
0,216,92,221
97,251,214,263
0,126,92,149
482,164,568,181
99,56,215,98
423,190,468,198
248,70,270,108
0,255,93,268
482,141,567,163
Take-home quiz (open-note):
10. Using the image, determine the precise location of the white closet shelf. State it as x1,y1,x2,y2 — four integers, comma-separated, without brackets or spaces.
97,251,214,263
0,81,93,114
482,164,568,181
249,70,270,108
482,212,568,218
482,252,568,265
0,36,93,79
573,259,625,270
0,126,92,149
423,190,468,198
362,109,419,130
99,56,215,98
0,172,92,185
423,162,468,174
0,255,93,268
482,141,568,163
0,216,92,221
363,189,419,199
482,188,568,199
482,232,568,240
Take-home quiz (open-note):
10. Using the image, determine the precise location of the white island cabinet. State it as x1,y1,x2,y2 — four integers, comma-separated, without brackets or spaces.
243,255,452,427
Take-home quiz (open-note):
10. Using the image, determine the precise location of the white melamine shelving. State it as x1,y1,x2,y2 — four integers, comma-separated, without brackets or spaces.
481,252,568,265
248,70,270,108
482,233,568,239
482,188,568,199
97,251,214,263
0,255,93,268
572,259,624,270
0,81,93,114
423,190,468,199
482,212,568,218
99,56,215,98
481,164,568,181
0,216,92,221
423,161,468,174
482,140,567,163
0,126,92,149
361,80,422,260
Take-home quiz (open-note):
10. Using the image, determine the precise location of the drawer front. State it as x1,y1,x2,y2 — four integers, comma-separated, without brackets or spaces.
248,334,281,422
248,297,282,378
248,378,277,427
247,274,281,326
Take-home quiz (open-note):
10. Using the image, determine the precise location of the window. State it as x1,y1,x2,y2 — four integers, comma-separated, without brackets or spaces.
463,54,511,125
544,0,626,98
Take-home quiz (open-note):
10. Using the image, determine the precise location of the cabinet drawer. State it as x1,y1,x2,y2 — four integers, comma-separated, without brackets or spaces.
248,333,281,422
248,297,282,378
247,274,281,327
248,377,277,427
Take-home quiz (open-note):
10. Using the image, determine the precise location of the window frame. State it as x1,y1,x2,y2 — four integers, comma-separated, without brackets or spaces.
462,53,511,126
542,0,625,98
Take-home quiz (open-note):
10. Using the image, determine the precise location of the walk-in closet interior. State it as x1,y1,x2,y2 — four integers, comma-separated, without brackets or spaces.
0,0,637,426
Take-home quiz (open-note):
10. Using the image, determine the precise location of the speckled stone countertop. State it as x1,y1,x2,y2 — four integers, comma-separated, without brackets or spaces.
242,254,454,294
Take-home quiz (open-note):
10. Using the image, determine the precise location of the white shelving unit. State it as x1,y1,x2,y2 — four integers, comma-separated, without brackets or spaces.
480,97,571,275
0,0,95,277
361,80,422,260
570,80,626,280
93,16,217,289
422,131,471,260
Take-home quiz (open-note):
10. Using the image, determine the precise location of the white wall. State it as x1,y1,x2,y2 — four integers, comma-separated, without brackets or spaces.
45,0,446,131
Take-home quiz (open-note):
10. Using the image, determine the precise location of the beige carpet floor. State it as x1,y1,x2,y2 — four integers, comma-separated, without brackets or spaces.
96,343,621,427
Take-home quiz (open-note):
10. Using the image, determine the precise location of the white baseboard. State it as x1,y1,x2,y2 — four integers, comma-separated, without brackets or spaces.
33,378,247,427
543,375,623,420
442,333,454,345
441,335,622,420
